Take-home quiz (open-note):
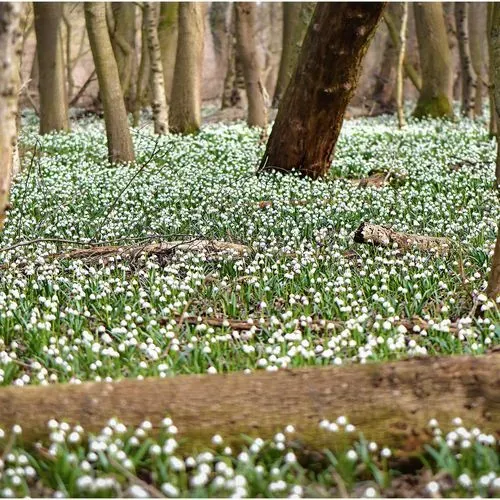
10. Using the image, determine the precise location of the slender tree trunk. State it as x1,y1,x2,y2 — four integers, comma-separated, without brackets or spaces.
144,2,168,135
488,3,497,138
413,2,454,119
273,3,314,108
455,3,476,118
85,2,135,164
170,3,204,134
265,2,282,97
0,354,498,453
62,8,74,101
108,3,137,113
158,2,178,105
133,9,150,127
469,2,487,117
0,3,23,231
397,3,408,128
489,1,500,185
259,3,385,179
33,2,69,134
235,2,267,128
209,2,230,84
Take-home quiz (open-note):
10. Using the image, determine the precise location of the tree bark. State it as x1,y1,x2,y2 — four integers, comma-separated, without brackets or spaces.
259,3,385,179
158,2,178,104
108,3,137,113
413,2,454,119
145,2,168,135
85,2,135,164
264,2,282,97
170,3,204,134
272,3,314,108
209,2,230,85
133,9,151,127
396,3,408,128
486,227,500,300
0,354,498,453
33,2,69,134
0,3,23,231
455,3,477,118
235,2,267,128
469,2,487,117
489,2,500,186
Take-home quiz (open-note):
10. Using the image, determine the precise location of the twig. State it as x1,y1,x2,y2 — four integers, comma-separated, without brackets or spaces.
109,458,163,498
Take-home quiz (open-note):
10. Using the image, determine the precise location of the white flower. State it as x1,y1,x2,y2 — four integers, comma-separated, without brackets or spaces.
161,482,179,497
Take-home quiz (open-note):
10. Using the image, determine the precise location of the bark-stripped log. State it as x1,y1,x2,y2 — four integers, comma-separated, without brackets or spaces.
0,354,498,452
354,223,451,254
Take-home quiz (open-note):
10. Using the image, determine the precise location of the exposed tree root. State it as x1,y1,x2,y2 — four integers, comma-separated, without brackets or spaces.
0,354,498,453
354,223,452,255
52,239,251,264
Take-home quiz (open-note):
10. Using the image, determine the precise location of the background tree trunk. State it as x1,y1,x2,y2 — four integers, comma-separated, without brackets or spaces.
0,2,23,231
158,2,178,105
259,3,386,179
486,227,500,300
33,2,69,134
108,3,137,113
0,354,498,453
469,2,487,117
85,2,135,164
133,9,150,127
397,3,408,128
455,2,476,118
235,2,267,128
489,1,500,185
264,3,282,98
209,2,230,83
413,2,454,119
170,3,204,134
145,2,168,135
273,3,314,108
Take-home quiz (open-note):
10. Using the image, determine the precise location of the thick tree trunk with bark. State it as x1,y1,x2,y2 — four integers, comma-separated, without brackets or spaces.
33,2,69,134
455,3,477,118
0,354,498,452
158,2,178,104
85,2,135,164
108,3,137,113
145,2,168,135
469,2,487,117
0,3,23,231
259,3,385,179
170,3,204,134
413,3,454,119
235,2,267,128
273,3,314,108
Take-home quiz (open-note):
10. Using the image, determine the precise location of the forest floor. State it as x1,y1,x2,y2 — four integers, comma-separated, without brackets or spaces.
0,111,498,497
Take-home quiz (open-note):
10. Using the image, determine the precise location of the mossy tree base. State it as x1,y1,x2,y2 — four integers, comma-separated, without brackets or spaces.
413,94,454,119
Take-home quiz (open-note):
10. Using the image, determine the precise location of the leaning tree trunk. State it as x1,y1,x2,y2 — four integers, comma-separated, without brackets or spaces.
145,2,168,135
108,3,137,113
158,2,178,104
469,2,487,117
85,2,135,164
259,3,385,179
489,2,500,186
235,2,267,128
272,3,314,108
0,3,23,231
413,2,454,119
455,3,477,118
33,2,69,134
170,2,204,134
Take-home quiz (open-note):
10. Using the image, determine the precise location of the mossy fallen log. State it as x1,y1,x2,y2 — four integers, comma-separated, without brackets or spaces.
354,223,452,255
0,354,498,454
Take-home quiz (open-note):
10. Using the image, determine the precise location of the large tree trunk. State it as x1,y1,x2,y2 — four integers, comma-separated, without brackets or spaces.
413,2,454,119
85,2,135,164
108,3,137,113
0,354,498,453
145,2,168,135
0,3,23,231
170,3,204,134
33,2,69,134
455,3,477,118
235,2,267,128
158,2,178,104
489,2,500,186
272,3,314,108
469,2,487,117
259,3,385,179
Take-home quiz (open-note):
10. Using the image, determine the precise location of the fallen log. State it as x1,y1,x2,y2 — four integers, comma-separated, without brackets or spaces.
354,223,452,255
0,353,498,454
52,239,251,264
